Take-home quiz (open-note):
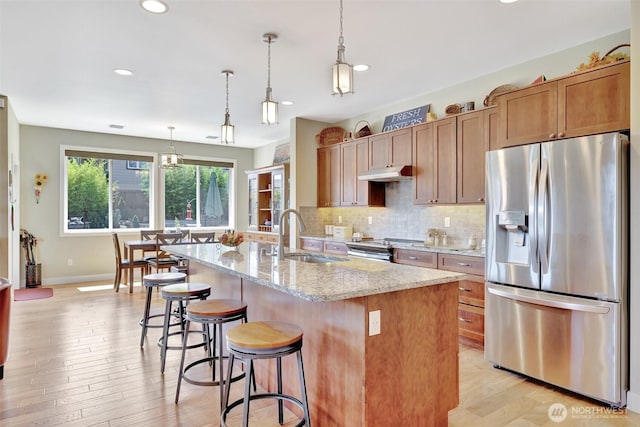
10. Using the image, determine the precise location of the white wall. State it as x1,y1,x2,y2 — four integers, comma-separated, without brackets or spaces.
19,125,253,285
626,1,639,414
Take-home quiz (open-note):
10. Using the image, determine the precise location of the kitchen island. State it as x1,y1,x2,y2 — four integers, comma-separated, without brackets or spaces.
166,241,466,426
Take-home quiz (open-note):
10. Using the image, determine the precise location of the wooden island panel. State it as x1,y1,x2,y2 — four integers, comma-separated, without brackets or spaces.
192,266,460,426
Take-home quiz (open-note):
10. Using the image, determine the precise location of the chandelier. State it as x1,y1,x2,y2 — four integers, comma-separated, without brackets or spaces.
220,70,235,144
332,0,354,96
261,33,279,125
160,126,182,168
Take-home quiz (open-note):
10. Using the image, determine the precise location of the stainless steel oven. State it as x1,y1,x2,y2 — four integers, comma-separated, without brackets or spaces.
345,238,422,262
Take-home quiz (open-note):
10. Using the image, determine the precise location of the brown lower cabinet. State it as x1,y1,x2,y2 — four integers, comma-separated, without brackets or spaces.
395,248,485,348
243,231,278,244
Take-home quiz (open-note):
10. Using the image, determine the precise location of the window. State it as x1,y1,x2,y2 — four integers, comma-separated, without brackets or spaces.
126,160,148,170
163,159,234,229
63,148,154,232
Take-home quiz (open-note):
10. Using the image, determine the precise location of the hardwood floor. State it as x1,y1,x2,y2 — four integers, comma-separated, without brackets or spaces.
1,281,639,426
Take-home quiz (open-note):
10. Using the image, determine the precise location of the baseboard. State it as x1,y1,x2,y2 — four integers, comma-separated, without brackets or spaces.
627,390,640,414
21,273,113,287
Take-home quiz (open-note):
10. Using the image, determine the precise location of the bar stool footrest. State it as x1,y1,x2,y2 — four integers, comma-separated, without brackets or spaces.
139,313,180,329
158,329,207,351
182,355,246,387
221,393,308,427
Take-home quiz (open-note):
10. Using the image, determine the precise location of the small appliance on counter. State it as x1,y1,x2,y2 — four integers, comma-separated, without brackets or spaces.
332,226,353,241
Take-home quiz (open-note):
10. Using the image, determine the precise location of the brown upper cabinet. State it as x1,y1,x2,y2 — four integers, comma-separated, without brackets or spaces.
457,107,496,203
496,61,630,148
341,138,385,206
412,117,457,205
368,128,412,169
317,144,341,207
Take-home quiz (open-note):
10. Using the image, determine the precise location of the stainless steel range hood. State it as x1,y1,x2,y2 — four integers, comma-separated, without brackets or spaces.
357,165,412,182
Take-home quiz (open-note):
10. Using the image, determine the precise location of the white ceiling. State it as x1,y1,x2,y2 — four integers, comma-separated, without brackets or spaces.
0,0,631,149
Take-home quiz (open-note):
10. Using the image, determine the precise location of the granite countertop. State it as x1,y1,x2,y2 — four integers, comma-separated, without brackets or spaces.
300,235,486,258
164,242,466,302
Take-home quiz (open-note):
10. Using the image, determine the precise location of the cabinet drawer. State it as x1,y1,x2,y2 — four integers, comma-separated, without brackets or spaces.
438,253,484,276
393,248,437,268
324,241,348,255
458,303,484,339
300,238,323,252
457,277,485,308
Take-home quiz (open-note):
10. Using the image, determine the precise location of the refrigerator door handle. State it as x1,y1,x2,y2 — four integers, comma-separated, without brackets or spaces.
538,157,550,274
487,286,610,314
529,156,539,273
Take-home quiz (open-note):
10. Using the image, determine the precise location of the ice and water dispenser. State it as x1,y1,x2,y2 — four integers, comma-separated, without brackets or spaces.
494,210,530,265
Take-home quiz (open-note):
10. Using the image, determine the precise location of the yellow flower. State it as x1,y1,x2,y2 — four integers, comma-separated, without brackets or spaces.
34,173,48,188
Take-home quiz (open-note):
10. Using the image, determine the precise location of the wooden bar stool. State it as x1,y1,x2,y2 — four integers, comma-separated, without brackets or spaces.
175,299,249,408
140,272,186,348
159,282,211,374
221,321,311,427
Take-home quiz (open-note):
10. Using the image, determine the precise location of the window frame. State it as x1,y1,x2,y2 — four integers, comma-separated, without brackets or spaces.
159,155,237,232
60,145,157,236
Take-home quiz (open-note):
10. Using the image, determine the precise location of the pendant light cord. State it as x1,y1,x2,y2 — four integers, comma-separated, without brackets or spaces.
338,0,344,48
225,72,230,114
266,35,272,91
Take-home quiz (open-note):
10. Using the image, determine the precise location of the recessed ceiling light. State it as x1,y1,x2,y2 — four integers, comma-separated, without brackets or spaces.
499,0,519,3
114,68,133,76
140,0,168,14
109,124,125,129
205,135,219,140
354,64,369,72
281,101,294,106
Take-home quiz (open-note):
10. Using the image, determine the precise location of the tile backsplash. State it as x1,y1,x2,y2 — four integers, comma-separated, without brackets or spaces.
300,180,485,247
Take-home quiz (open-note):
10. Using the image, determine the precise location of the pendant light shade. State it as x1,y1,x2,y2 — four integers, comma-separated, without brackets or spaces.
332,0,354,96
220,70,235,144
160,126,182,168
261,33,279,125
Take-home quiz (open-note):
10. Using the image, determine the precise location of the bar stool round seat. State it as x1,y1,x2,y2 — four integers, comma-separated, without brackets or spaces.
158,282,211,374
175,299,249,407
139,272,187,347
221,321,311,427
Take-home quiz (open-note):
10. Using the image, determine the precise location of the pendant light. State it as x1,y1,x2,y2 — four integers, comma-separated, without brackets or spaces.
261,33,278,125
332,0,354,96
160,126,182,168
220,70,235,144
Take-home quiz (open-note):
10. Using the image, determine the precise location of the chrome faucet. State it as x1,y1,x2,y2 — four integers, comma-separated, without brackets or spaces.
278,208,307,260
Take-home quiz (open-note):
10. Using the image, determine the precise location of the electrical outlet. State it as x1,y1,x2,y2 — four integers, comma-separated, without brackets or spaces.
369,310,381,336
67,258,73,266
338,215,343,224
368,216,373,225
444,217,450,228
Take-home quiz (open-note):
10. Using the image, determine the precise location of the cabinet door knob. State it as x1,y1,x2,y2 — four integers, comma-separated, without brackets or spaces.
477,197,485,202
549,133,556,139
459,287,472,292
458,317,472,323
457,262,471,267
408,256,418,260
558,132,565,138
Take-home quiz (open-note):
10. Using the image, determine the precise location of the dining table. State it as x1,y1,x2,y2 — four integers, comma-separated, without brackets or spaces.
123,238,213,293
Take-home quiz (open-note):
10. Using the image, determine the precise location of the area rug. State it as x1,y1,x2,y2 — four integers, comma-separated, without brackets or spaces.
13,287,53,301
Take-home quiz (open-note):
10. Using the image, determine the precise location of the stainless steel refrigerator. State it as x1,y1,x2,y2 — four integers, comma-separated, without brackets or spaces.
484,132,629,407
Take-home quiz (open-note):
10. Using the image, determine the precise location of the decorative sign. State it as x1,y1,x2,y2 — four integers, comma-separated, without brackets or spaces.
382,105,430,132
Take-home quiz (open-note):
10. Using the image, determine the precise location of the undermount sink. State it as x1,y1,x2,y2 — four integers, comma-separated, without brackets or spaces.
284,253,348,264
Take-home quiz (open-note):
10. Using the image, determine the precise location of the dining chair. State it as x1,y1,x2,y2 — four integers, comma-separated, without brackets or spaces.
190,231,216,243
140,229,164,259
112,233,149,293
146,232,183,273
167,229,190,241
